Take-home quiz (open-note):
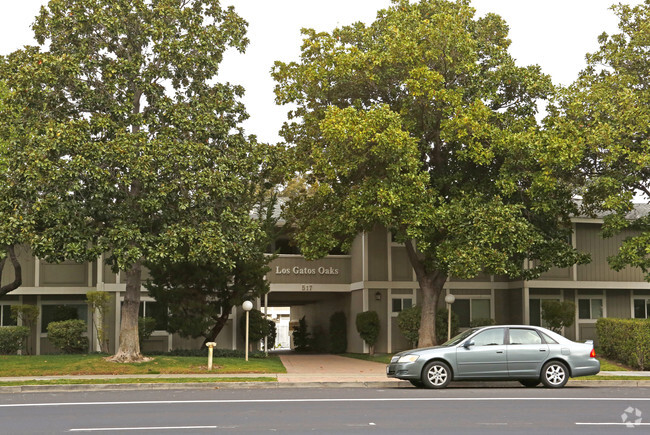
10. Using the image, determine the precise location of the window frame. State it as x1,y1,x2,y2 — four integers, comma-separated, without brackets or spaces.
451,296,493,328
391,296,413,317
0,304,18,327
577,297,603,320
633,297,650,319
39,301,90,336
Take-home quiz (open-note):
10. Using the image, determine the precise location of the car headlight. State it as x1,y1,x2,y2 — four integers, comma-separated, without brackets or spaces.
397,355,420,363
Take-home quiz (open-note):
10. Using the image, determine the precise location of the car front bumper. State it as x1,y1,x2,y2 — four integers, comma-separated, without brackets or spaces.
386,362,423,380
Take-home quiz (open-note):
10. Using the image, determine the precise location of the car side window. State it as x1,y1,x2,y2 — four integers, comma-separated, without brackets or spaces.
471,328,505,346
540,331,558,344
509,328,542,345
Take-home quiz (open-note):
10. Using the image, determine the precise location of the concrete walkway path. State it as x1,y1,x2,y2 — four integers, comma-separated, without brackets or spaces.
277,354,400,383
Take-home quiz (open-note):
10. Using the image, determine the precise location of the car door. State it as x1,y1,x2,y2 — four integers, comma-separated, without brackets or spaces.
456,327,507,378
506,328,549,377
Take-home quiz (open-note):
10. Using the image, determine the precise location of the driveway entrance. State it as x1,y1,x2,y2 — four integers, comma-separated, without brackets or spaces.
276,353,401,383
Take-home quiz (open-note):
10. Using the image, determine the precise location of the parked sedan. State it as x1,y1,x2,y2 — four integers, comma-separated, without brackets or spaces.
386,325,599,388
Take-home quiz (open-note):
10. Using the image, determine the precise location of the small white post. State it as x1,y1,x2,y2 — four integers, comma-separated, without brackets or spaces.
206,342,216,370
242,301,253,362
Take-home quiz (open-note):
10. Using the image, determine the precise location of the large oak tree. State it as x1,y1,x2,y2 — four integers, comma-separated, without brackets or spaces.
273,0,587,347
2,0,272,361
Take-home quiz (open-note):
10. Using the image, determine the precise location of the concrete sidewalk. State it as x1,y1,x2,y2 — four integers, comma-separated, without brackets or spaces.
1,354,649,393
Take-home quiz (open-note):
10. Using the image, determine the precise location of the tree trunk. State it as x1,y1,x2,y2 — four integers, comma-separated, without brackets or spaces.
0,245,23,297
110,261,145,362
404,240,447,348
201,307,232,349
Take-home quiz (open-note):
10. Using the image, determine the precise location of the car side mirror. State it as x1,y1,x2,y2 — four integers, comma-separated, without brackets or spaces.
463,340,475,349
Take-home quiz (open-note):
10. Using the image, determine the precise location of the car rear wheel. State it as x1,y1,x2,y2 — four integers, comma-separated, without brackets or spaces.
421,361,452,389
519,380,540,388
541,361,568,388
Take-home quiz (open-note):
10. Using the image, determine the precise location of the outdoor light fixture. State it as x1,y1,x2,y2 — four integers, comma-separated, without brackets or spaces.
375,291,382,301
444,293,456,341
242,300,253,361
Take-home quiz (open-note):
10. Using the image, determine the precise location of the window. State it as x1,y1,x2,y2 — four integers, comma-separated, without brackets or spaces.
634,299,650,319
509,328,542,345
139,301,168,331
452,299,491,328
578,298,603,320
472,328,505,346
1,305,17,327
392,297,413,315
539,331,558,344
529,298,560,327
41,304,88,333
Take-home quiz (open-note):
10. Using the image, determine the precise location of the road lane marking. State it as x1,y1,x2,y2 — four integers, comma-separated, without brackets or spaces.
69,426,218,432
576,423,650,426
2,397,650,408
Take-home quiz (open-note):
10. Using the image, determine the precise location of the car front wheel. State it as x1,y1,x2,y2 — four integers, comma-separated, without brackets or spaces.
541,361,568,388
421,361,452,389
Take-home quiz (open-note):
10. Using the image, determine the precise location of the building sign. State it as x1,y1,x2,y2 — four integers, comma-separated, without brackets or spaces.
268,257,350,285
275,266,340,276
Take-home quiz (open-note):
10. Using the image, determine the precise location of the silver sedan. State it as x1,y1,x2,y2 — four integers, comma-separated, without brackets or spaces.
386,325,600,388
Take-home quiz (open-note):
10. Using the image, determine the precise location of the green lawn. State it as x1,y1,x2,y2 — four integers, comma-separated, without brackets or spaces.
0,377,277,386
0,354,286,377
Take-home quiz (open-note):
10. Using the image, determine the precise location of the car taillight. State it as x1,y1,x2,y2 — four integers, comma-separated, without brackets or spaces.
590,348,596,358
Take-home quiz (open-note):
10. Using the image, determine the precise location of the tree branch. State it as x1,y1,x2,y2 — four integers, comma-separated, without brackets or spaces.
0,245,23,297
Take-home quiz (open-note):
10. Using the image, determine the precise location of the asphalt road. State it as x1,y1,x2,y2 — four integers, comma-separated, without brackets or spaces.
1,386,649,434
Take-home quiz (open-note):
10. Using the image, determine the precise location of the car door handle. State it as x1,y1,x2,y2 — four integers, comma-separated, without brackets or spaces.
539,349,547,352
496,351,504,354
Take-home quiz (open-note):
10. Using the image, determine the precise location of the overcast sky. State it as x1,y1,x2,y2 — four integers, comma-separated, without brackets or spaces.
0,0,642,143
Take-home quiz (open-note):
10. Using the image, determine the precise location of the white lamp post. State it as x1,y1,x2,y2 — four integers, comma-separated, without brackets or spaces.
242,300,253,361
444,293,456,341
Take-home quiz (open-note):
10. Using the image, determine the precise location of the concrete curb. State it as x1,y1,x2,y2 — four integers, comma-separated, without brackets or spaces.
1,379,647,394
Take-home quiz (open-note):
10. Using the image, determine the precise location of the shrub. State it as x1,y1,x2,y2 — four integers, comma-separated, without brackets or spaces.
435,308,459,344
356,311,380,355
138,317,157,346
596,318,650,370
47,319,88,354
239,309,271,346
8,305,39,355
397,305,421,347
0,326,30,354
266,319,277,349
541,300,575,333
292,316,311,351
10,305,39,328
329,311,347,353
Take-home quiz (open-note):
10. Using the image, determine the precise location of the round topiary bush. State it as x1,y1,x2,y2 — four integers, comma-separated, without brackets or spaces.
47,319,88,354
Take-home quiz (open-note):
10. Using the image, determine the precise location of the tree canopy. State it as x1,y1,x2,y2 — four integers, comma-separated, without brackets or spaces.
550,0,650,279
273,0,588,346
1,0,274,361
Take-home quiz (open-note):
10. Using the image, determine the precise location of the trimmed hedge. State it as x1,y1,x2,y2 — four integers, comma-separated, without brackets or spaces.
0,326,30,354
47,319,88,354
596,318,650,370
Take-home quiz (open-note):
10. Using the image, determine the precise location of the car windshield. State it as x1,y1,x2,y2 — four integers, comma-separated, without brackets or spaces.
441,328,479,346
